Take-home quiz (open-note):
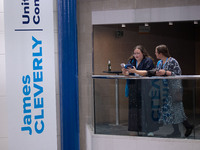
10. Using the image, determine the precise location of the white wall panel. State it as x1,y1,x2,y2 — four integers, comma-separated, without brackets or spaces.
0,0,3,12
150,6,200,22
87,125,200,150
0,55,6,97
0,13,4,32
5,0,58,149
135,8,151,23
92,9,135,24
92,6,200,25
0,99,8,137
0,33,5,54
0,1,7,150
1,0,60,150
0,138,8,150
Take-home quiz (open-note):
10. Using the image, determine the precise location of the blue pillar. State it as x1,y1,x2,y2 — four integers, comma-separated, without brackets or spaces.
57,0,79,150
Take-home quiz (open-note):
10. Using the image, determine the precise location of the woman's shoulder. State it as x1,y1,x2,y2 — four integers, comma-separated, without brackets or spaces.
144,56,153,62
144,57,154,64
169,57,175,61
169,57,179,63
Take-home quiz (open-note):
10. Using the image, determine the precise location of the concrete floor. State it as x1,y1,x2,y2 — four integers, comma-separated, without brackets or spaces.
95,114,200,139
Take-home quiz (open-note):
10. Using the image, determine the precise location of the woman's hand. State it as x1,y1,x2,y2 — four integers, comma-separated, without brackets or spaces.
127,66,136,74
122,68,129,76
122,68,125,75
156,69,167,76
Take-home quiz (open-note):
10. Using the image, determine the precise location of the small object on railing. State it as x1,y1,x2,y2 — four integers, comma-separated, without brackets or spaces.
120,63,125,68
108,60,111,71
120,63,133,69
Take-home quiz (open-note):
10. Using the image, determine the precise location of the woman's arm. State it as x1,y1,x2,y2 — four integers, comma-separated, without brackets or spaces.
128,66,148,76
156,58,181,76
156,69,172,76
144,57,155,70
169,59,182,75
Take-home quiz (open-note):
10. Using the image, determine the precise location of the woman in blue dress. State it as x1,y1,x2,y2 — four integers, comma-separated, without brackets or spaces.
122,45,154,135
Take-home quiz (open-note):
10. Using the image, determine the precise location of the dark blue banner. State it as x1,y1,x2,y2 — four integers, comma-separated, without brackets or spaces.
57,0,79,150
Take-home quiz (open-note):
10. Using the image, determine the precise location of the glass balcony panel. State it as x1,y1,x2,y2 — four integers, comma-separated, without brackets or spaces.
93,76,199,139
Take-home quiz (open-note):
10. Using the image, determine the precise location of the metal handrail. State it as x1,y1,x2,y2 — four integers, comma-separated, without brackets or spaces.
92,75,200,80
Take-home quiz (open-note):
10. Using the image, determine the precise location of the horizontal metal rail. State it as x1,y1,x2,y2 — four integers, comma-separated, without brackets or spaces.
92,75,200,80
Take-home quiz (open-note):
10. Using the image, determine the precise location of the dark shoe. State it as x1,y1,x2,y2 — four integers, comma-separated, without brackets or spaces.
166,131,181,138
185,125,194,137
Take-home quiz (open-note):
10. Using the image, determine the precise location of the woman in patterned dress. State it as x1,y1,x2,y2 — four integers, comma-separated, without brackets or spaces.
155,44,194,138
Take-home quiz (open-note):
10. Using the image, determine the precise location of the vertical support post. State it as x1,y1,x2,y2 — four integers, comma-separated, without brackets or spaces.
57,0,79,150
193,79,196,139
115,79,119,125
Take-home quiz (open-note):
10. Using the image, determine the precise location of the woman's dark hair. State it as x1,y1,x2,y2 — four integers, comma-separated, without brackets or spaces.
129,45,151,60
156,44,171,57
